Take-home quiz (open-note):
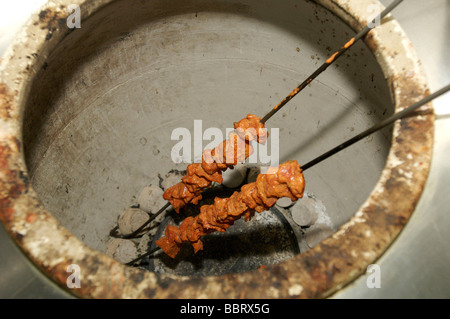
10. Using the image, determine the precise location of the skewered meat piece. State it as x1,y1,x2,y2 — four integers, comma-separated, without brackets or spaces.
156,160,305,258
163,114,268,213
234,113,268,144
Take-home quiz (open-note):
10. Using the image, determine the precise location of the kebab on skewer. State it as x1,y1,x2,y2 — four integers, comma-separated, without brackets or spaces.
156,160,305,258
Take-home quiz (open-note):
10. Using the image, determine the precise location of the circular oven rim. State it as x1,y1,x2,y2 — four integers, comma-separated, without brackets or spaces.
0,0,434,298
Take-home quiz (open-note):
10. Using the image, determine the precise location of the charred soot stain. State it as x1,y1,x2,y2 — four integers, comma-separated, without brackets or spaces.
14,232,24,244
144,287,156,298
19,170,29,184
39,10,48,21
117,32,132,42
129,271,145,284
38,8,66,41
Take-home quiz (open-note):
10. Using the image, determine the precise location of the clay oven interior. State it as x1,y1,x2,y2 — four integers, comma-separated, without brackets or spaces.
0,0,434,298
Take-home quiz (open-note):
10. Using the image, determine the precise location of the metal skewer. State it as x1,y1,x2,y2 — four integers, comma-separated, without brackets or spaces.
301,84,450,171
125,246,161,266
260,0,404,124
110,202,171,239
126,84,450,265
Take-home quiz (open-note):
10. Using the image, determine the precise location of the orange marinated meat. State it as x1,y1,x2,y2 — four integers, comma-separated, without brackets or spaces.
233,114,268,143
156,160,305,258
163,114,268,213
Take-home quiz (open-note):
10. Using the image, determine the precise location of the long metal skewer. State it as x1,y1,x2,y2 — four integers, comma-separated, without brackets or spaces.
260,0,404,124
110,202,170,239
125,246,161,266
115,0,405,241
126,84,450,265
301,84,450,171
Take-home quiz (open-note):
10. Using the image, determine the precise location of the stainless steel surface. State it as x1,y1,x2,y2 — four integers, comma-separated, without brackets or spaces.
333,0,450,298
0,0,77,299
0,0,448,298
0,222,72,298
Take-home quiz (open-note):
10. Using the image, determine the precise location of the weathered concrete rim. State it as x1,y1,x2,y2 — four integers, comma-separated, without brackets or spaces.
0,0,434,298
